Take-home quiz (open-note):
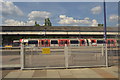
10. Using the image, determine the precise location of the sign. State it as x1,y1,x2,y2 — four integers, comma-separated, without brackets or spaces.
42,48,50,54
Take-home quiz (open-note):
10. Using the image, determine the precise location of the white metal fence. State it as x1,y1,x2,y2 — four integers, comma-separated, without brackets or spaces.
21,45,108,70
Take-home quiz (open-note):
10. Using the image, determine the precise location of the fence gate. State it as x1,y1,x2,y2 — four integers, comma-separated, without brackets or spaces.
21,46,66,69
21,45,107,69
68,46,107,68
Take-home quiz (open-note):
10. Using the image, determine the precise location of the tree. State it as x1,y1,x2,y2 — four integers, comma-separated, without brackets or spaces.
34,21,40,26
98,24,104,27
45,18,52,26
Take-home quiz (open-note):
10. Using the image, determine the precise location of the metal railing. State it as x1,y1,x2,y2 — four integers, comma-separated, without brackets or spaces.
1,45,118,69
21,45,108,70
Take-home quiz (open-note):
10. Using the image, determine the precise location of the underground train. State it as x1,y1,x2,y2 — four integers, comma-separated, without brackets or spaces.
13,38,118,47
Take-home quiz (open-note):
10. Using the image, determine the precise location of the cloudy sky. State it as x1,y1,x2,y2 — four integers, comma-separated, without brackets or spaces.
0,0,119,26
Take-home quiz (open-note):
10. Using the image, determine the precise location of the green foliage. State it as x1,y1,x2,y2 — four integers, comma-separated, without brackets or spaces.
45,18,52,26
98,24,103,26
34,21,40,26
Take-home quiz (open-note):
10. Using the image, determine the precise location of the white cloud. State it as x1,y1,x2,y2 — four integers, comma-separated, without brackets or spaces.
91,19,98,26
0,0,2,1
28,11,51,20
3,19,36,26
109,15,119,22
58,15,98,26
116,24,120,27
91,6,102,14
1,1,24,17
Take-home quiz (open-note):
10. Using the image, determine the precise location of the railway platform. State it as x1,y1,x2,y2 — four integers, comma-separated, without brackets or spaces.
1,66,119,80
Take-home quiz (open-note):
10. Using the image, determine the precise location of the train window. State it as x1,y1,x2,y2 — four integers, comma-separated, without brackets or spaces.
81,40,85,44
97,40,104,44
41,41,44,45
91,40,95,43
86,40,89,46
70,40,79,44
51,40,58,44
13,42,20,46
107,40,111,44
111,40,114,44
28,40,38,44
60,41,64,44
24,42,28,45
117,40,119,44
45,41,48,44
65,41,68,44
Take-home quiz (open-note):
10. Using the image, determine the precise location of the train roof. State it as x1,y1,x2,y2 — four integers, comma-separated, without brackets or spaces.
1,26,118,32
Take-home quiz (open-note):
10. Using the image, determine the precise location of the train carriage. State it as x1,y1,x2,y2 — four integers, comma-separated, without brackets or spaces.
13,38,117,47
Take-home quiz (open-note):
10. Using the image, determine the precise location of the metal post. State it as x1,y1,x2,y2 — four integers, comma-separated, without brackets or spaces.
102,45,104,56
64,44,68,68
105,44,108,67
103,0,107,40
20,42,24,70
103,0,108,67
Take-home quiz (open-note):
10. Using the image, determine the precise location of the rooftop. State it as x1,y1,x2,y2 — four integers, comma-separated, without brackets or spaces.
1,26,118,32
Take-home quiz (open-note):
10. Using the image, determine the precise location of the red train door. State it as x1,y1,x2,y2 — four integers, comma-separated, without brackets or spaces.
41,39,50,47
80,39,86,46
58,39,69,46
90,39,97,46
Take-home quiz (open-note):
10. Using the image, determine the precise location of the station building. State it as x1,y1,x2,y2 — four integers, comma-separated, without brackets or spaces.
0,26,118,45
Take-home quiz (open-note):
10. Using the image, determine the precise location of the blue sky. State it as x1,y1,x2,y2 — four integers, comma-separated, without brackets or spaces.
1,1,118,27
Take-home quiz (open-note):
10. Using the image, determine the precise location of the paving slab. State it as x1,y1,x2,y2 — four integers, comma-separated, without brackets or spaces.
32,70,47,78
1,66,119,79
17,70,34,78
46,70,60,78
2,70,12,78
60,75,74,78
57,69,73,76
91,68,117,78
101,66,118,78
4,70,21,78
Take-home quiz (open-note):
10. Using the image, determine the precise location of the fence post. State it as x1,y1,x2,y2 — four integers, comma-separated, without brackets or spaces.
20,42,24,70
105,44,108,67
64,44,68,68
102,44,104,56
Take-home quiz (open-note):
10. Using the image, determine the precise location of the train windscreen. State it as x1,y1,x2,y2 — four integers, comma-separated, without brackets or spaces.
51,40,58,44
70,40,79,44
